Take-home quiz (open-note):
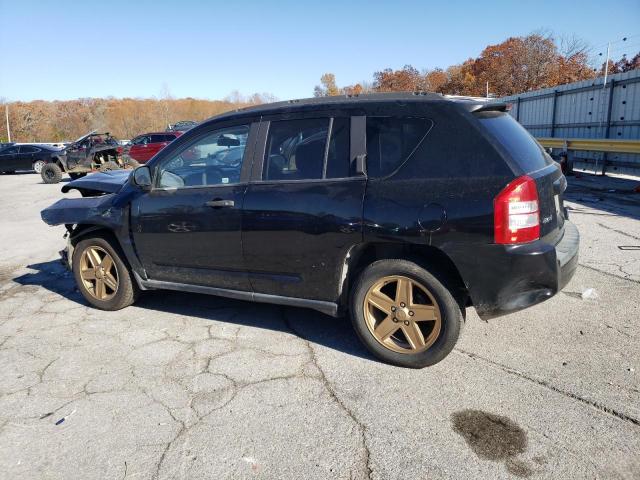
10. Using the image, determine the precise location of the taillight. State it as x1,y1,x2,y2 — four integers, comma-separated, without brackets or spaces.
494,175,540,244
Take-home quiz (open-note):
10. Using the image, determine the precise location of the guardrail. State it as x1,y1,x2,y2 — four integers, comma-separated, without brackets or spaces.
537,138,640,155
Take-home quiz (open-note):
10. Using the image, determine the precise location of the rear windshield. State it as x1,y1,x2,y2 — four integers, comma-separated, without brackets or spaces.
475,111,551,172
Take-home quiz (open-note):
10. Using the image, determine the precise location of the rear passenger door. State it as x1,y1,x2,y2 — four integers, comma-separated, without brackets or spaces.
242,115,366,302
16,145,39,170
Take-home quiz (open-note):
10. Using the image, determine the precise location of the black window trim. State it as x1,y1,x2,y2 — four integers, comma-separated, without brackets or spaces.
150,121,258,192
251,116,357,184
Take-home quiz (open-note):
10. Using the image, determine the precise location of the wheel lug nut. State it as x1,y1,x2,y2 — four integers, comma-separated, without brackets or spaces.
404,321,410,326
391,306,396,312
400,302,405,308
409,311,414,316
393,317,398,322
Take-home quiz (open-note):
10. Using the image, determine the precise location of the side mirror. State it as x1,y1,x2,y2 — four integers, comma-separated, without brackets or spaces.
132,165,152,188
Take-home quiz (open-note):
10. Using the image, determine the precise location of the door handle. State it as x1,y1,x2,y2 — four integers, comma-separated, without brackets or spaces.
205,199,235,208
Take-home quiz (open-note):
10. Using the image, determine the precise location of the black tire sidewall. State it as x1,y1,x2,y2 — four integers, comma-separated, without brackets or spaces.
41,164,62,184
72,236,137,311
350,259,462,368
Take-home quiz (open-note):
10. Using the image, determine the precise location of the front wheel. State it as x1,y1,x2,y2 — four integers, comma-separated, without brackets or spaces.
40,163,63,184
72,236,139,310
33,160,46,173
350,259,463,368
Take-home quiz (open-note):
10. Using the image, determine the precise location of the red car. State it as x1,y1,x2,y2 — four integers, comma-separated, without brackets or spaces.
127,132,181,163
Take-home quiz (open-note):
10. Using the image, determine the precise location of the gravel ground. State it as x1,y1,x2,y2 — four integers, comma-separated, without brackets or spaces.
0,171,638,480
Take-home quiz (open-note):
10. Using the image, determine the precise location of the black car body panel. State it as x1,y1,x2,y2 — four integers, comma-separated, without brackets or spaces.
0,143,64,172
41,93,579,319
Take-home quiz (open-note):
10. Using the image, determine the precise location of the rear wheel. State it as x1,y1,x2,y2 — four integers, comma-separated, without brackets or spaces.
41,163,63,184
72,236,138,310
350,259,462,368
33,160,46,173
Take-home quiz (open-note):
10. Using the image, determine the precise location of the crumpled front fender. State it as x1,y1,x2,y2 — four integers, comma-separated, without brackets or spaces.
40,194,122,227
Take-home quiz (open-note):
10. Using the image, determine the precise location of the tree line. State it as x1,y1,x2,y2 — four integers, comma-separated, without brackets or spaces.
0,93,275,143
314,33,640,98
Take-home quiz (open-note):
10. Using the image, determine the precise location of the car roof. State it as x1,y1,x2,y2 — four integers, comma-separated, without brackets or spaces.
199,92,507,126
137,132,181,136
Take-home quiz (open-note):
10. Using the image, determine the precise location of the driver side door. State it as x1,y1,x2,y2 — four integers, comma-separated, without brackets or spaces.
131,122,257,291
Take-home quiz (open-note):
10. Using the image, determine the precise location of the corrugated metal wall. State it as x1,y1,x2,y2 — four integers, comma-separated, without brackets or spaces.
500,69,640,176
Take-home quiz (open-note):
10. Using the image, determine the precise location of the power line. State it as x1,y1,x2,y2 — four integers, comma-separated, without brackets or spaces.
591,33,640,51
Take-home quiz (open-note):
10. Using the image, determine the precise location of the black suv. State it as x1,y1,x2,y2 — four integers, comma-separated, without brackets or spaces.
41,94,579,368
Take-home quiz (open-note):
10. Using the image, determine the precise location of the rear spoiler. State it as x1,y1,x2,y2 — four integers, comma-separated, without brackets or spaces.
467,102,511,113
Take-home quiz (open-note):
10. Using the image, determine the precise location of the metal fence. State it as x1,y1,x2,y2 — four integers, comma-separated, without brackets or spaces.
500,69,640,176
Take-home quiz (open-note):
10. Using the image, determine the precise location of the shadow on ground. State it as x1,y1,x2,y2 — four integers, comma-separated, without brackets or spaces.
13,259,374,362
565,173,640,221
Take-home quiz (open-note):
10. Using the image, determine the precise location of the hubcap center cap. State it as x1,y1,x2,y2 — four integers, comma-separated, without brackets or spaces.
396,307,410,322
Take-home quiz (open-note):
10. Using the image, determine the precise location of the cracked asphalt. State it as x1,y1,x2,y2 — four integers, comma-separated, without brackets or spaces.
0,172,639,479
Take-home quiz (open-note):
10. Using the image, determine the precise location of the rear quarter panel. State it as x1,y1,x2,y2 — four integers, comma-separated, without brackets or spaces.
363,103,516,308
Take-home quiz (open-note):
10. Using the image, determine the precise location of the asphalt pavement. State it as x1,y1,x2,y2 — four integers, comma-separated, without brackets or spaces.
0,171,638,479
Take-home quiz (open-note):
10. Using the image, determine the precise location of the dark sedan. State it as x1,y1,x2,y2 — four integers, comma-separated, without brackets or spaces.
0,144,65,174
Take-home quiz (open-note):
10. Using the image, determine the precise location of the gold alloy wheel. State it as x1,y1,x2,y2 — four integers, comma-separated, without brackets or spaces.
363,275,442,354
79,246,119,301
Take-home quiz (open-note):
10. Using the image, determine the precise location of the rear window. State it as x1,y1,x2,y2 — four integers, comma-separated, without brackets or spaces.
476,111,551,172
366,117,433,178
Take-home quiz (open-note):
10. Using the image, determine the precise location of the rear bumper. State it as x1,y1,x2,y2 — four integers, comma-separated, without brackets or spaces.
470,220,579,320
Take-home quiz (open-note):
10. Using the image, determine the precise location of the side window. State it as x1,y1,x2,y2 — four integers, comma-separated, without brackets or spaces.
157,124,249,189
325,118,350,178
2,146,19,154
150,135,165,143
264,118,329,181
132,136,149,145
366,117,433,178
163,134,177,142
21,146,40,153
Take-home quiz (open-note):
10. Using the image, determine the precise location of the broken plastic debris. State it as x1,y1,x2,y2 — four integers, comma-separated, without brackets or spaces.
54,408,77,426
581,288,598,300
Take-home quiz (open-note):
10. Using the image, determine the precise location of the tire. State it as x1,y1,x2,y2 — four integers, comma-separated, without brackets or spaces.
72,235,139,310
41,163,63,184
68,172,87,180
350,259,463,368
99,161,120,172
33,160,46,173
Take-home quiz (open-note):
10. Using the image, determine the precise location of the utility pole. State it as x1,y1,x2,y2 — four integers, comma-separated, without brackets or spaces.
5,104,10,143
485,81,489,99
602,42,611,88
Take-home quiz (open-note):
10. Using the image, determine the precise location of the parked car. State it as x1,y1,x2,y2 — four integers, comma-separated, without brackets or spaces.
0,143,65,174
41,93,579,368
126,132,182,164
40,131,125,184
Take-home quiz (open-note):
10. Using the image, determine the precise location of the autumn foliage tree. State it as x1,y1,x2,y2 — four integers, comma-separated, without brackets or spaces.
0,94,275,143
313,32,630,98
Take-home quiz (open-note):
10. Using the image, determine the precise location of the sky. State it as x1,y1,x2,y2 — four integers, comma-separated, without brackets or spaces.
1,0,639,102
